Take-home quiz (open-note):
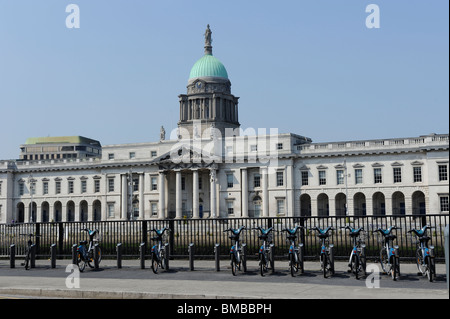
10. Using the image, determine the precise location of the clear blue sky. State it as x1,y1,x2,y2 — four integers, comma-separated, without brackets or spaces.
0,0,448,160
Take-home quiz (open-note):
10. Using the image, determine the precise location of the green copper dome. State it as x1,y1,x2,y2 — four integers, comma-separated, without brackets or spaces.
189,54,228,80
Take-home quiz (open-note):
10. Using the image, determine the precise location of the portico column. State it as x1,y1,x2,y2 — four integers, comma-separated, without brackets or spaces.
175,170,182,219
192,169,199,218
210,168,217,218
139,173,145,220
241,168,248,218
158,171,166,219
261,167,269,217
121,174,127,220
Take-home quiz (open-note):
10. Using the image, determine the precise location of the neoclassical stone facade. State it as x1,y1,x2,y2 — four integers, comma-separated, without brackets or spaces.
0,27,448,223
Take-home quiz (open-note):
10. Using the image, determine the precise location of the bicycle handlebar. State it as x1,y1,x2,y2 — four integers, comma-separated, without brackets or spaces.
149,227,171,236
252,226,273,234
223,226,247,235
374,226,401,236
407,225,434,236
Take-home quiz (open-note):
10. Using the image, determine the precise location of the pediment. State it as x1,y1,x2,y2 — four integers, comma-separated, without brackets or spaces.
153,144,218,170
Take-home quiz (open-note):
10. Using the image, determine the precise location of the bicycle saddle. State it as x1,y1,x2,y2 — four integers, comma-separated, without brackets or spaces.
79,240,88,245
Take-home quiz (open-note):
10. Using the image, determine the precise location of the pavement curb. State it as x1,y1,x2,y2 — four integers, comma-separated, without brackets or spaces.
0,287,257,299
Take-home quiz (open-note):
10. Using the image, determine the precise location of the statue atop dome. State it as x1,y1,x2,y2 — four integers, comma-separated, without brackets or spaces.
204,24,213,55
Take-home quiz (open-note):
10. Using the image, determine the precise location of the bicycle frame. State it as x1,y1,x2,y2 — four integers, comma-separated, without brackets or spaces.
282,225,304,276
375,226,400,281
253,226,274,276
341,226,366,279
224,226,247,275
149,227,170,273
311,226,335,278
408,225,435,281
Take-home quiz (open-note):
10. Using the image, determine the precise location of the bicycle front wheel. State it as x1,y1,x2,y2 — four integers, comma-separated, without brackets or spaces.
151,253,158,274
380,248,388,274
416,248,425,275
322,254,328,278
231,254,238,276
77,253,86,272
259,253,265,276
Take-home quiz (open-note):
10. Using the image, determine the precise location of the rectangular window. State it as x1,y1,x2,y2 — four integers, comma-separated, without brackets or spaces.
440,196,449,212
129,152,135,159
108,178,115,192
319,170,326,185
276,143,283,150
413,167,422,183
94,180,100,193
151,177,157,191
227,173,234,188
68,181,74,194
355,169,363,184
151,151,157,157
55,181,61,194
108,203,115,218
276,171,284,187
374,168,382,184
336,170,344,185
81,180,87,193
277,199,285,215
253,174,261,188
108,153,114,160
439,165,448,181
133,178,139,192
181,176,186,190
43,182,49,195
19,183,24,196
227,201,234,215
151,203,158,216
393,167,402,183
301,171,309,186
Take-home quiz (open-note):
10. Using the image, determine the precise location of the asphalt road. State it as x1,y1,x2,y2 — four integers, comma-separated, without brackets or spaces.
0,258,448,299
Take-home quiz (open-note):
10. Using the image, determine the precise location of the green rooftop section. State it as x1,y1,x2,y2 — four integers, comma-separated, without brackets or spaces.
189,54,228,80
25,136,101,147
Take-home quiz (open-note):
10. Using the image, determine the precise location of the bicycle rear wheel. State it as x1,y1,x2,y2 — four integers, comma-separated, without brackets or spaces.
426,256,435,282
24,249,31,270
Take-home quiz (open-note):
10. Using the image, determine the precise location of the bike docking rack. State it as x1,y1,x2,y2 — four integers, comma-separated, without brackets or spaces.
1,215,449,284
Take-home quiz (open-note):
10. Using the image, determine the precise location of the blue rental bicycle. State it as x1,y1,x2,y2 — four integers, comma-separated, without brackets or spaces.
311,226,335,278
76,228,101,272
408,225,436,282
281,226,304,277
253,226,274,276
374,226,401,281
341,226,367,280
149,227,171,274
224,226,247,276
